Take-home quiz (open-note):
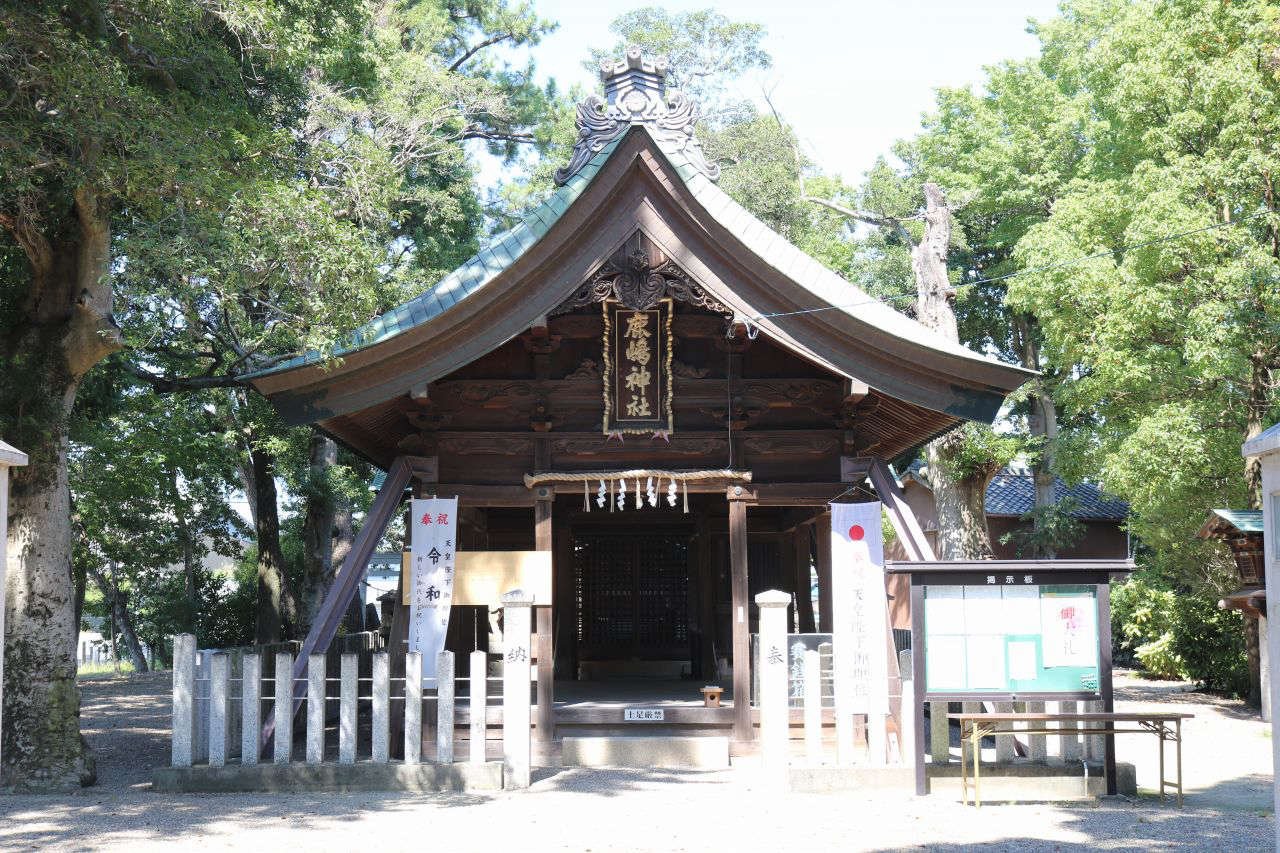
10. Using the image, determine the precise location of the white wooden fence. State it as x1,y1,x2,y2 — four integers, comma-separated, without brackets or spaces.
170,590,534,787
755,589,916,777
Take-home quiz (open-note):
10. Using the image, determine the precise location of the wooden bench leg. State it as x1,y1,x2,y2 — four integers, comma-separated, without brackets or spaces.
1176,718,1183,808
1158,725,1165,802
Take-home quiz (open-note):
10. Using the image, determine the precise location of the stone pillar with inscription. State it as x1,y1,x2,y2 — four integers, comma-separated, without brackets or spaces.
503,589,533,789
756,590,792,779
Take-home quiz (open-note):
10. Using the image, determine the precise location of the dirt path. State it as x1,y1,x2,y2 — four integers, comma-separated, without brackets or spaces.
0,670,1269,851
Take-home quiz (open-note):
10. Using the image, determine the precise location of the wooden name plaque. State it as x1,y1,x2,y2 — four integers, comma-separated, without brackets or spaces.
401,550,552,606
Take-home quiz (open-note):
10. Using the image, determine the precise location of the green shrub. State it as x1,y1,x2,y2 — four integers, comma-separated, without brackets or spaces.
1111,573,1248,696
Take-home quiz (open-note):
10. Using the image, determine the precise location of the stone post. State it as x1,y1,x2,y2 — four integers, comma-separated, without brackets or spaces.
307,654,326,765
756,590,791,779
994,700,1015,762
899,678,917,767
437,650,456,764
241,654,260,765
470,649,488,764
503,589,533,789
171,633,195,768
1084,699,1105,761
373,652,390,763
803,648,822,764
1025,700,1047,761
1057,700,1081,761
930,702,950,765
405,651,422,764
274,651,293,764
339,653,357,764
1262,615,1272,723
194,649,211,763
209,653,229,767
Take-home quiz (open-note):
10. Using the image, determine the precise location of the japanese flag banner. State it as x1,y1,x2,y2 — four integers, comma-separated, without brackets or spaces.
829,501,890,717
409,497,458,681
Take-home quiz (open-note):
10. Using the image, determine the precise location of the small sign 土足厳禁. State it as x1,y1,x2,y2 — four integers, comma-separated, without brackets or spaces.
623,708,665,721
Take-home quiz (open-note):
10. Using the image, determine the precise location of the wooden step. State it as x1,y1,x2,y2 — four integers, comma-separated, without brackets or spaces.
560,735,730,769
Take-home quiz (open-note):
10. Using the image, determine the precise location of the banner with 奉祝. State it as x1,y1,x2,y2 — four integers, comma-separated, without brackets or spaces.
409,497,458,681
829,501,890,717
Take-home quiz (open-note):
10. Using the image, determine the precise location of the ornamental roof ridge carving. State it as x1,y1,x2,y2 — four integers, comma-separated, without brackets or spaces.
553,46,720,187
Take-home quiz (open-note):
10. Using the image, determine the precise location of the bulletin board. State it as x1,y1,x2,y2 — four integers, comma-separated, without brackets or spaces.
923,583,1100,695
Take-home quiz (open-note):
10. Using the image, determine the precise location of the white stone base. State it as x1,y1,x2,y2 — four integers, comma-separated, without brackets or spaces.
561,736,730,769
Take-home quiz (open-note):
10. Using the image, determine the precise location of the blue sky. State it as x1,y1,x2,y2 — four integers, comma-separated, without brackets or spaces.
510,0,1063,182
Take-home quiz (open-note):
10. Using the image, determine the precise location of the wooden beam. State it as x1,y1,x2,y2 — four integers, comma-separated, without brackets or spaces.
728,489,753,743
261,456,411,754
864,457,936,561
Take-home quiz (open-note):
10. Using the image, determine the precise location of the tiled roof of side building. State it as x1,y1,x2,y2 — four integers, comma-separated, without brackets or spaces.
1203,504,1264,532
984,471,1130,521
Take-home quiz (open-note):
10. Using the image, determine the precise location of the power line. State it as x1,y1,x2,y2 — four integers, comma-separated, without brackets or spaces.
748,208,1274,323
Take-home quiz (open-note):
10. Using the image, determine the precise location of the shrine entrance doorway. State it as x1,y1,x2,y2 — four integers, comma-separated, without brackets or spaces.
571,530,693,677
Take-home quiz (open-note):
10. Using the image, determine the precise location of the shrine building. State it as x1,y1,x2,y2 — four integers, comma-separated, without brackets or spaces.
245,49,1033,756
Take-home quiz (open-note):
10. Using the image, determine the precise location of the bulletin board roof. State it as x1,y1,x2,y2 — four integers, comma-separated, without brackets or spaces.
886,559,1135,576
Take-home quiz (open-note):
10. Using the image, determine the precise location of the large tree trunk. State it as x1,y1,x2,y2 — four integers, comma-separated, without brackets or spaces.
299,430,337,634
914,183,996,559
251,443,297,643
168,467,200,633
1015,314,1060,557
2,185,118,789
89,567,148,673
1243,353,1268,708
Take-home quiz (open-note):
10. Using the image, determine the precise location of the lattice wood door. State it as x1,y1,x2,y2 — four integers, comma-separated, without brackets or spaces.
574,533,690,660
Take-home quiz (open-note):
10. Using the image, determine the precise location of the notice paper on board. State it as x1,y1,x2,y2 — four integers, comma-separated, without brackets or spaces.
1007,640,1038,681
1040,595,1097,668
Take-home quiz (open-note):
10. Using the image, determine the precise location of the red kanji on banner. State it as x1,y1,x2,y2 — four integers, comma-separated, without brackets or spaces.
435,513,449,525
420,513,432,525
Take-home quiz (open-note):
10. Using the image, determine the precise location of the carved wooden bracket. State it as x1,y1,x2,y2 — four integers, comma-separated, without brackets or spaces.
552,232,730,316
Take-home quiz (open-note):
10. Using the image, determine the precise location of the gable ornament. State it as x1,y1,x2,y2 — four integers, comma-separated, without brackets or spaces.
554,47,720,188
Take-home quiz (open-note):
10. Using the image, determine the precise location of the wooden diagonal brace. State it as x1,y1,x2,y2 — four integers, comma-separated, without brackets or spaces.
259,456,416,755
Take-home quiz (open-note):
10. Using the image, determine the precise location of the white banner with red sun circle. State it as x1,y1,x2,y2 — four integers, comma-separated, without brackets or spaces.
829,501,890,717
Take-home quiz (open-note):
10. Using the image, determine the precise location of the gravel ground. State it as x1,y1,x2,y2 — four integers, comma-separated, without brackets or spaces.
0,670,1271,852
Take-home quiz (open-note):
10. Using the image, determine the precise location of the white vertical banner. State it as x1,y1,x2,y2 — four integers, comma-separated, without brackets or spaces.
830,501,891,764
410,497,458,682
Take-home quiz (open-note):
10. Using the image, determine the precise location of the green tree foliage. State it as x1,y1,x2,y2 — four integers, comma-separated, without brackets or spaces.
1004,0,1280,581
1,0,556,785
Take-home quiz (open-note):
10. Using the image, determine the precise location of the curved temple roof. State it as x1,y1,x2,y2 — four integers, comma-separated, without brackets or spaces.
248,52,1032,453
247,124,1031,427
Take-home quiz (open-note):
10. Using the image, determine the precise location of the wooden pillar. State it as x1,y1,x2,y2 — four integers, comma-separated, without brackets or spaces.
553,515,575,679
1098,581,1117,795
778,532,796,633
815,514,833,633
534,490,554,746
696,509,717,682
728,487,753,743
794,524,816,633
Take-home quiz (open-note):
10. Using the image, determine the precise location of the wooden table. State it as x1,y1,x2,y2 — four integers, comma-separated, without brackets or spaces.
948,711,1194,807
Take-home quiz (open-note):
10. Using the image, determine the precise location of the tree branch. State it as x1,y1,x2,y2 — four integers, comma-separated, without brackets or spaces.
801,196,916,247
449,32,513,71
